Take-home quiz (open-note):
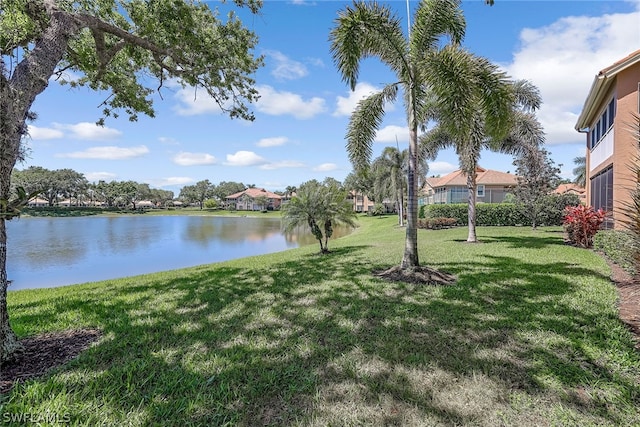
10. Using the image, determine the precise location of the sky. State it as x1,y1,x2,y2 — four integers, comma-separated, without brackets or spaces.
22,0,640,195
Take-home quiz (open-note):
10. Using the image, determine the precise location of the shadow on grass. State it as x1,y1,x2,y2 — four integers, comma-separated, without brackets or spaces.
5,244,640,425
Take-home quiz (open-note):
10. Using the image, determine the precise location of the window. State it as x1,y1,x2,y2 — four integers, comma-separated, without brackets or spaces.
609,99,615,127
477,185,485,197
590,98,616,150
590,165,613,228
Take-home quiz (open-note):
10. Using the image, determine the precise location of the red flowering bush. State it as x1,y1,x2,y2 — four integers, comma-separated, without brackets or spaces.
563,205,607,248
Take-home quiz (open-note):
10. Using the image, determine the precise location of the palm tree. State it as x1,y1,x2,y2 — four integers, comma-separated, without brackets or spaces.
330,0,465,269
420,67,542,242
371,146,428,226
284,185,297,200
573,156,586,187
281,179,357,253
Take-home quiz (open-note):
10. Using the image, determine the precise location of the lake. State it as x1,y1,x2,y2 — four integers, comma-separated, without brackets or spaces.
6,215,346,291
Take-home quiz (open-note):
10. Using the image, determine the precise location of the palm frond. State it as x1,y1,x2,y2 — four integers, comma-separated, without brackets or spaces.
329,1,408,90
470,54,513,142
511,79,542,112
418,124,456,160
572,156,586,186
422,45,476,141
346,83,399,170
491,110,545,156
411,0,465,60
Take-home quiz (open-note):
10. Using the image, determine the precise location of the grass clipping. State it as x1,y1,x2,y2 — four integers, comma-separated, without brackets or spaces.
374,265,456,286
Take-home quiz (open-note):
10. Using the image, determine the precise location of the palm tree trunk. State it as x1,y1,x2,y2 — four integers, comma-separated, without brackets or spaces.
398,181,405,227
401,106,419,268
467,169,478,242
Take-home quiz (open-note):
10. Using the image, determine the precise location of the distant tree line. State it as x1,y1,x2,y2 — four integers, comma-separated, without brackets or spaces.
12,166,176,209
11,167,302,210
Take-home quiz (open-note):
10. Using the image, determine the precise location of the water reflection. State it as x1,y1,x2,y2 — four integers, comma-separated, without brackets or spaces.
282,224,353,247
6,216,352,290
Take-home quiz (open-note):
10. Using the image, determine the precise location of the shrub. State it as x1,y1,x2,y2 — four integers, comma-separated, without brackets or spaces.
536,193,582,227
563,205,607,248
593,230,637,274
417,217,458,229
204,199,218,209
369,203,385,216
422,194,582,228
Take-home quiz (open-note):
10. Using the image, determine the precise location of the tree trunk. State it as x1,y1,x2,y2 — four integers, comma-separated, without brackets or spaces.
0,3,81,364
401,103,419,268
397,183,405,227
467,169,478,242
0,219,22,367
0,93,26,366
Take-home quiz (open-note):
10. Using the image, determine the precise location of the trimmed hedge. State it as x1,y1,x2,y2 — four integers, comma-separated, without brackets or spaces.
417,217,458,229
420,194,581,227
593,230,637,274
422,203,527,226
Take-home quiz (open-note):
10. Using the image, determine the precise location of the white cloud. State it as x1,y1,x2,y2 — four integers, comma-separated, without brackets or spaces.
153,177,194,187
158,136,179,145
265,50,308,80
172,152,217,166
428,161,457,175
57,145,149,160
504,8,640,145
260,160,305,170
375,125,410,144
313,163,338,172
173,85,225,116
85,172,117,182
54,122,122,140
306,57,325,68
256,136,288,147
27,125,64,140
256,85,326,119
334,82,394,117
225,150,268,166
51,69,81,83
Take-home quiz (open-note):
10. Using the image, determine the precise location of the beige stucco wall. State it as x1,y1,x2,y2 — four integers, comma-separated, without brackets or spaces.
585,63,640,229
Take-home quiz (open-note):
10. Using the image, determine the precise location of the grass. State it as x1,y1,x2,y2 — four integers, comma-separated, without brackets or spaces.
3,216,640,426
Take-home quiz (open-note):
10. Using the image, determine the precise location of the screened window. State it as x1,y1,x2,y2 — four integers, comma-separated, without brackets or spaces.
590,98,616,150
608,99,615,127
590,166,613,228
477,185,485,197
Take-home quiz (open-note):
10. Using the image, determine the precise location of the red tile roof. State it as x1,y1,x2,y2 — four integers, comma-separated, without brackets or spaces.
553,183,586,195
424,167,517,189
226,188,282,199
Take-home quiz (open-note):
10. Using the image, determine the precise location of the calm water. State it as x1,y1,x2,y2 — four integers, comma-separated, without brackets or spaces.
6,215,343,291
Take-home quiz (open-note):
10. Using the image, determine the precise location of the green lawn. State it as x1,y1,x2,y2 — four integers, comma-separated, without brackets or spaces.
3,216,640,426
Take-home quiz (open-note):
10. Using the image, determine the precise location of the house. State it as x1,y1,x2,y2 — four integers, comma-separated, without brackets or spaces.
136,200,156,209
347,191,374,213
27,197,48,207
553,183,586,202
574,49,640,229
225,188,282,211
419,166,517,205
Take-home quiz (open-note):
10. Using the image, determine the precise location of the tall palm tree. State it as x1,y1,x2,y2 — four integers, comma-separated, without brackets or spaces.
420,65,542,242
330,0,465,269
573,156,586,187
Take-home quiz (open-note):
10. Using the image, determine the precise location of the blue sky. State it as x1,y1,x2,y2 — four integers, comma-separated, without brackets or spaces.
23,0,640,194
